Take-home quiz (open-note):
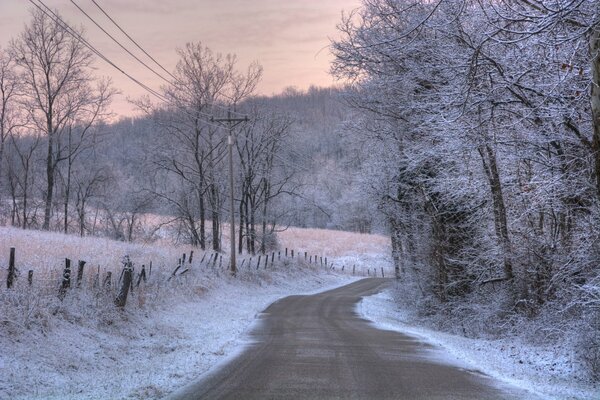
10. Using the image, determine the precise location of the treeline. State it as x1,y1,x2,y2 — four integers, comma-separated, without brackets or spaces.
332,0,600,378
0,8,377,252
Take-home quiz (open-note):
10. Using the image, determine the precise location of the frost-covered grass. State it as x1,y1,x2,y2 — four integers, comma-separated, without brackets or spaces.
278,227,390,256
0,225,389,399
358,288,600,400
279,227,394,276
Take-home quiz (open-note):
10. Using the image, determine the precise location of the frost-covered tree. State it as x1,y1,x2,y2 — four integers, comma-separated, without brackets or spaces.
141,43,261,250
10,8,113,230
332,0,600,377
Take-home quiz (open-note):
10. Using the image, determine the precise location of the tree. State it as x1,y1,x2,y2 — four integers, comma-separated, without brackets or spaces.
235,105,294,254
6,132,42,229
332,2,600,377
10,8,113,230
0,47,22,184
144,42,261,250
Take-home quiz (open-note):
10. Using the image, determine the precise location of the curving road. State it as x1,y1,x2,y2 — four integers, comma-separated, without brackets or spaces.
167,278,533,400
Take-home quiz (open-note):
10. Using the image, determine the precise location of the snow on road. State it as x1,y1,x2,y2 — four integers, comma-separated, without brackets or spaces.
1,271,358,399
358,288,600,400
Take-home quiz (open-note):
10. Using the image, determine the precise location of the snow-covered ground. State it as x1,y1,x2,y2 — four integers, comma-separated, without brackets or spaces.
2,267,359,399
358,288,600,400
0,225,390,399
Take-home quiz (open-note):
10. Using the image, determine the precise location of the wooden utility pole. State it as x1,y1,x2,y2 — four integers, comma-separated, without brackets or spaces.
212,110,249,276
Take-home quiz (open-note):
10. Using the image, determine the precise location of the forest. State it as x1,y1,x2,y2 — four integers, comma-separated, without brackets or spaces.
1,0,599,382
331,0,600,380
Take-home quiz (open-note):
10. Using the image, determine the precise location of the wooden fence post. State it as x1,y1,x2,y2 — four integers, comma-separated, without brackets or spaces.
264,254,269,268
103,271,112,290
291,250,294,258
271,252,275,267
6,247,15,289
76,260,86,288
58,258,71,300
189,250,194,264
200,253,206,264
93,266,100,288
304,252,307,261
115,261,133,308
285,248,288,257
149,261,153,276
353,264,356,275
325,257,328,266
381,267,384,278
169,263,182,281
257,255,262,270
28,270,33,286
278,251,281,261
309,255,312,264
136,265,147,287
240,259,246,269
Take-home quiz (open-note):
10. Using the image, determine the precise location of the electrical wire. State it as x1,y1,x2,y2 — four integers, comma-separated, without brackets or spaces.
28,0,227,131
89,0,179,83
71,0,224,122
84,0,247,118
70,0,172,86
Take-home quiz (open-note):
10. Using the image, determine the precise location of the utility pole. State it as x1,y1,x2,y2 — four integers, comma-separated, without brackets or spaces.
212,110,248,276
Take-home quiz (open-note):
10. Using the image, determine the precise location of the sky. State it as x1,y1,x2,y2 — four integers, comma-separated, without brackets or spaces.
0,0,361,117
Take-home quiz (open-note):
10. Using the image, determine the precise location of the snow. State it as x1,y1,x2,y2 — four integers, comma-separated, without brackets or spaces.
0,225,388,399
1,269,359,399
357,288,600,400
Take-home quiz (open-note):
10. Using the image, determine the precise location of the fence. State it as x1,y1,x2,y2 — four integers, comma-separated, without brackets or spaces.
2,246,389,308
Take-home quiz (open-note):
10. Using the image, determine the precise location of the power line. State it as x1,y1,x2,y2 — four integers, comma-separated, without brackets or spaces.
29,0,165,101
28,0,227,131
84,0,247,119
90,0,179,83
70,0,171,86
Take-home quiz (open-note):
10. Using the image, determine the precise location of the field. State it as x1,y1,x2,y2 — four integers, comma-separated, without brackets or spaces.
0,225,392,399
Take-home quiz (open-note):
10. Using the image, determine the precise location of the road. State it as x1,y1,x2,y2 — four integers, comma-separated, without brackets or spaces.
167,278,533,400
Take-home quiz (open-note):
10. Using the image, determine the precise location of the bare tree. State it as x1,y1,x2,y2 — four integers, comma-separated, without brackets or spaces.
6,132,42,229
143,42,261,250
0,47,23,183
235,108,294,254
74,165,110,237
10,8,113,230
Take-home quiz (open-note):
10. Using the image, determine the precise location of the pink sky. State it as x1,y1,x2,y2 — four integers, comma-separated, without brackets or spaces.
0,0,360,117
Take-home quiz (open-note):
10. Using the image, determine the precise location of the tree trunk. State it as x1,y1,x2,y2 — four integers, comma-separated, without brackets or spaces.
238,194,245,254
479,144,514,281
43,132,54,230
590,26,600,200
260,179,270,254
249,197,256,255
196,180,206,250
211,195,220,251
64,157,72,234
64,129,74,234
78,200,86,237
389,218,404,279
22,162,28,229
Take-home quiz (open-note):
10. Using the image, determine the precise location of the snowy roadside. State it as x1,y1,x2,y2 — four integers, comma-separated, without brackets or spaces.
1,270,358,400
357,288,599,400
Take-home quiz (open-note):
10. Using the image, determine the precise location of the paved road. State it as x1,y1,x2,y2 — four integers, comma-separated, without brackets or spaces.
167,278,532,400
